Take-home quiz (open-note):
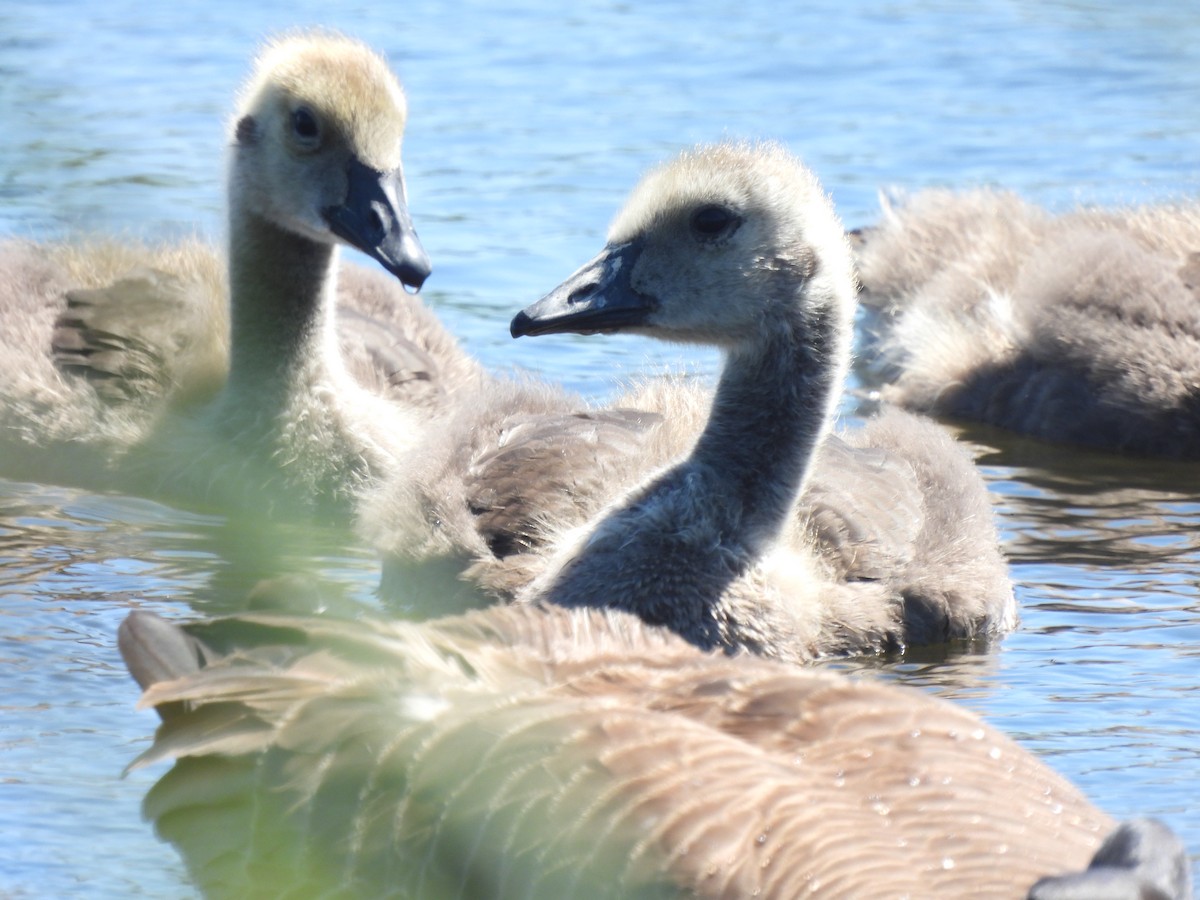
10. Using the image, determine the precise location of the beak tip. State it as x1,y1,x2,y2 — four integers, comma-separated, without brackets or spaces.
510,311,532,339
402,261,432,293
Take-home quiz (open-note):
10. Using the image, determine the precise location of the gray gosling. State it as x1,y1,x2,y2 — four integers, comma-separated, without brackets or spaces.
505,142,1014,662
857,187,1200,458
0,33,433,520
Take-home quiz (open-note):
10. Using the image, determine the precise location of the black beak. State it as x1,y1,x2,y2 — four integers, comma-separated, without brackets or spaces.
511,239,651,338
324,158,432,292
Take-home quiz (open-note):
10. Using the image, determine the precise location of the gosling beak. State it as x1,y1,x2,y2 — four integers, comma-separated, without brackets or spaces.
511,239,651,338
324,158,432,292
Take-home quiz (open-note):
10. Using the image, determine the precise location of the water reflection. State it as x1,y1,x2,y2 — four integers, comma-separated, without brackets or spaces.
933,421,1200,569
0,478,383,617
822,642,1005,705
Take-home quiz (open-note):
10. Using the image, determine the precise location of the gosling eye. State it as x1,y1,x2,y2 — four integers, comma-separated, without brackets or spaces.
291,107,320,143
690,204,740,240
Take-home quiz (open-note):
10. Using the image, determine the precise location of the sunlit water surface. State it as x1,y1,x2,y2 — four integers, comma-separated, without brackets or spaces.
1,0,1198,894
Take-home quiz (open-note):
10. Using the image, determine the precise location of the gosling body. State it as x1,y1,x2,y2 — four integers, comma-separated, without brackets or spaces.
857,188,1200,458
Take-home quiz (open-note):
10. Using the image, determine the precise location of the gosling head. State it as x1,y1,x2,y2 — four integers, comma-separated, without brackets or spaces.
230,32,431,291
511,141,854,349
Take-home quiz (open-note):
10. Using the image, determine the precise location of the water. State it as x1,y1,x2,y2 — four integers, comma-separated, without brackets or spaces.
1,0,1198,894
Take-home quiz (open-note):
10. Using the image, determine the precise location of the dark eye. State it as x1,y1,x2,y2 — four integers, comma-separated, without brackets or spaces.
690,204,738,239
291,108,319,141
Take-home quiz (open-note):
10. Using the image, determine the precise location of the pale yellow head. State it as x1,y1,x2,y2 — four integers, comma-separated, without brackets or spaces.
238,32,408,173
230,31,428,288
610,141,854,344
513,141,855,349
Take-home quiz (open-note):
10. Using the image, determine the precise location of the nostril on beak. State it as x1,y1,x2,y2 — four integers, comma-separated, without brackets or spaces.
368,205,387,238
568,282,599,306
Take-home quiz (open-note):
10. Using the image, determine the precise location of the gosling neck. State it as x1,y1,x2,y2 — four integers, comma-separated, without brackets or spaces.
224,209,346,407
690,286,850,553
531,275,853,650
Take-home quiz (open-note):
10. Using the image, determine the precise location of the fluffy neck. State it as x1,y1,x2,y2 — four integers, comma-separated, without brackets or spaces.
202,203,398,512
534,272,852,650
224,207,346,407
689,296,846,552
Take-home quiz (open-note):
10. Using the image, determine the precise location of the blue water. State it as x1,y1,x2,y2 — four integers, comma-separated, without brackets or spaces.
1,0,1198,894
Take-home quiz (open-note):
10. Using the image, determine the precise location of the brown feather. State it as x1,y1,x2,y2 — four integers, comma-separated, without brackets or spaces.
121,604,1112,899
